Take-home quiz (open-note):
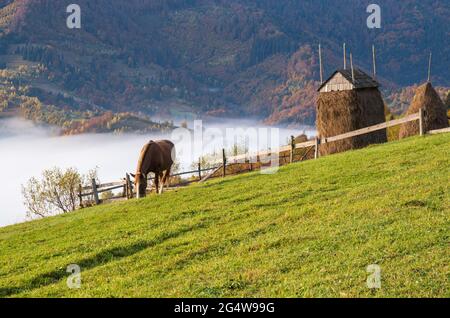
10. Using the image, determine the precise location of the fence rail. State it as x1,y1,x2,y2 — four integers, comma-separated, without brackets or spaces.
428,127,450,135
79,108,448,207
148,166,221,180
319,112,421,144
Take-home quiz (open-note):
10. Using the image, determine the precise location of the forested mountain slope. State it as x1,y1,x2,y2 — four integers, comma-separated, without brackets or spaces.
0,0,448,127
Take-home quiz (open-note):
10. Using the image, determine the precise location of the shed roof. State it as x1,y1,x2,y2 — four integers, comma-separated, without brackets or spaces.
318,69,379,92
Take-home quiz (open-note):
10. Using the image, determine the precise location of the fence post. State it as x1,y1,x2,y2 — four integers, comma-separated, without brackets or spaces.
91,178,100,205
314,137,320,159
124,174,128,198
122,175,127,198
419,108,425,136
78,184,83,209
198,159,202,180
222,148,227,178
126,173,133,199
290,135,295,163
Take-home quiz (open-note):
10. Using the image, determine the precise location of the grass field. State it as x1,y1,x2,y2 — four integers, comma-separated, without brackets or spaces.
0,134,449,298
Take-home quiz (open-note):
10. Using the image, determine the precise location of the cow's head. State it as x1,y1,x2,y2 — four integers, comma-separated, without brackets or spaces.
131,173,147,198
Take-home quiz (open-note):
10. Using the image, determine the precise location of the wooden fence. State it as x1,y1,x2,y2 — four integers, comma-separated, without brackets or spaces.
78,179,128,207
78,165,221,206
79,108,447,206
217,109,424,165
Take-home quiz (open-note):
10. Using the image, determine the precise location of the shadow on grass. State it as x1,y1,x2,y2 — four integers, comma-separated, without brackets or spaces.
0,287,22,296
0,222,205,297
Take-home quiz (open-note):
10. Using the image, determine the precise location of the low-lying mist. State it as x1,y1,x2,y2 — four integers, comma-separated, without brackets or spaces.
0,117,315,227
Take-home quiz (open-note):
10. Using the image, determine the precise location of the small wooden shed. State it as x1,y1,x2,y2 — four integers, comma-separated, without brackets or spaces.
318,69,379,93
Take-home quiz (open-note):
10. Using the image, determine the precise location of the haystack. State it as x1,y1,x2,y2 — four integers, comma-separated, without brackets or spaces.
294,134,308,144
316,69,387,156
399,82,448,139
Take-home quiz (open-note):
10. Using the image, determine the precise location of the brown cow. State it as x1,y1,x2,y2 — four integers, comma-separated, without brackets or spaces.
132,140,175,198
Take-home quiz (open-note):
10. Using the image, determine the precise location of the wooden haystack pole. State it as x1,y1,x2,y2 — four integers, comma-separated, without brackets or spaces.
399,82,448,138
316,68,387,155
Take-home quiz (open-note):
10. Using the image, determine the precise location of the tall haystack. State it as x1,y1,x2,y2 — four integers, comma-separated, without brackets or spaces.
399,82,448,138
316,69,387,155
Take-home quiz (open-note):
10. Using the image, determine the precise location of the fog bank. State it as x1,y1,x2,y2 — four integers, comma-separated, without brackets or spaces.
0,117,315,227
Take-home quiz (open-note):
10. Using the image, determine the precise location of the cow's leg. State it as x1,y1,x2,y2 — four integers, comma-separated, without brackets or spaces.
154,172,160,195
158,172,164,194
163,167,171,190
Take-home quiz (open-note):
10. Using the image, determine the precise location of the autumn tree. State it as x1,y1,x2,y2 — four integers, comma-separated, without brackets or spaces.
21,167,98,219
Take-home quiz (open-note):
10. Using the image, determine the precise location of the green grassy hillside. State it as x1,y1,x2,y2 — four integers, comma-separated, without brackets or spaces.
0,134,449,298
